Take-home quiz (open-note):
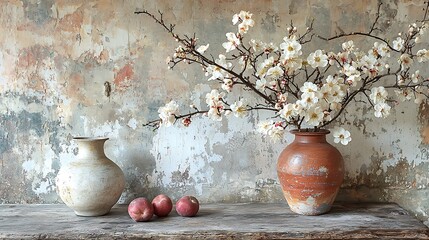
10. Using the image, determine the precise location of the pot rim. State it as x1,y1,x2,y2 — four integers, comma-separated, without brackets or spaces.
73,136,109,141
289,129,330,135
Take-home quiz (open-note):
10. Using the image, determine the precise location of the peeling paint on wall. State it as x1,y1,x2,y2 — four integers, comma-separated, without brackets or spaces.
0,0,428,224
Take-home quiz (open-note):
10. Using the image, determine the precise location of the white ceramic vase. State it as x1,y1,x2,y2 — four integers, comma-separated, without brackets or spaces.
56,137,125,216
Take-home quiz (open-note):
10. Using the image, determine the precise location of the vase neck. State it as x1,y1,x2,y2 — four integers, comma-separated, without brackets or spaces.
291,130,329,144
74,137,108,160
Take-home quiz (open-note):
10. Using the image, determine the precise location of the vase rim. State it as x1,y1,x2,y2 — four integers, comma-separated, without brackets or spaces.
290,129,330,135
73,137,109,141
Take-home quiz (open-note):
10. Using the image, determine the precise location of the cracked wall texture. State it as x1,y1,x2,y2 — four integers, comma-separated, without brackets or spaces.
0,0,429,224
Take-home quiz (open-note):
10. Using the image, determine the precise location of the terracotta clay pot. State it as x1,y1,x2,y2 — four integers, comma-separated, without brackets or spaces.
277,129,344,215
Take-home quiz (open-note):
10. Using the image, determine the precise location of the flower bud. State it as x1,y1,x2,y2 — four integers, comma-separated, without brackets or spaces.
415,36,421,43
182,117,192,127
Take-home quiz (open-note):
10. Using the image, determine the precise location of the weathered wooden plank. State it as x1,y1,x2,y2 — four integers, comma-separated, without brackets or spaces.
0,203,427,239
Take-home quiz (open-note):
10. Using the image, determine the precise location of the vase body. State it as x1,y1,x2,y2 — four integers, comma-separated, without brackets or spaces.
56,137,125,216
277,129,344,215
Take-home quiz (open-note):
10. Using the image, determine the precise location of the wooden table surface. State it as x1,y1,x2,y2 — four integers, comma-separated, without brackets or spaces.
0,203,428,239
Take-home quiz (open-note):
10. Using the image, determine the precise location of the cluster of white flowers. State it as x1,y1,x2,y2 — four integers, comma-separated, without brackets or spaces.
257,120,285,143
205,89,226,121
232,11,255,34
369,86,390,118
151,8,429,146
158,100,179,127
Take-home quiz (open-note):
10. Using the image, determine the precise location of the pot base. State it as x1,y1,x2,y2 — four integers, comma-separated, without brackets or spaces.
74,209,110,217
283,191,337,215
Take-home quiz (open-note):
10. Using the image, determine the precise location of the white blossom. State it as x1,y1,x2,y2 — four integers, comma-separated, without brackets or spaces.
256,56,275,77
374,102,391,118
230,100,247,118
208,106,224,121
300,82,318,94
414,87,426,104
307,50,328,68
222,32,240,52
206,54,232,81
360,55,378,71
342,40,355,52
232,11,255,34
255,78,267,90
299,92,319,108
416,49,429,62
268,125,285,142
284,57,303,72
279,103,296,121
328,85,346,103
196,44,209,54
343,62,359,76
222,78,234,92
257,120,274,135
232,14,240,25
257,120,285,142
249,39,265,52
205,89,226,121
333,127,352,145
343,64,361,86
174,45,186,58
277,93,288,103
280,37,302,59
395,89,412,102
206,89,225,106
158,100,180,127
336,51,348,64
305,107,324,126
370,86,388,104
330,102,342,111
412,70,421,83
325,75,338,87
392,37,405,51
266,65,284,79
264,42,278,53
373,42,390,58
399,53,413,69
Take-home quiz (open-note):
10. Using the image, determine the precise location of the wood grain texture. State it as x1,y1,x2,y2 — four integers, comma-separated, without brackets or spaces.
0,203,428,239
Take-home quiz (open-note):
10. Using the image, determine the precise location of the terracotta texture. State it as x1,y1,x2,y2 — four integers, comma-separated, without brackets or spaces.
277,130,344,215
56,137,125,216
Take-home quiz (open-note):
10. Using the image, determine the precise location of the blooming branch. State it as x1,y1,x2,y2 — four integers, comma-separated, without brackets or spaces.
136,1,429,145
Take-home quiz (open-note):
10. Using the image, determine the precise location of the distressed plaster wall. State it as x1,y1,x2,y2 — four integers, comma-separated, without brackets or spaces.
0,0,429,223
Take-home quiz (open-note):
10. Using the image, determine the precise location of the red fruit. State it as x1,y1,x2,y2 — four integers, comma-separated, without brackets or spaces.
152,194,173,217
128,197,154,222
175,196,199,217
